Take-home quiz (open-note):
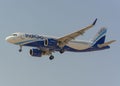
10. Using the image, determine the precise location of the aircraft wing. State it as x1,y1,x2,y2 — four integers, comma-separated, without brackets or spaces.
57,19,97,48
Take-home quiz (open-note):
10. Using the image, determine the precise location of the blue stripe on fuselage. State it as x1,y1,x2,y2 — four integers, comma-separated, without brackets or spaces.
21,38,110,52
23,38,58,49
63,45,110,52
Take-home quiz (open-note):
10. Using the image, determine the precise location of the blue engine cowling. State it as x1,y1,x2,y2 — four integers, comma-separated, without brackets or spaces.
30,49,43,57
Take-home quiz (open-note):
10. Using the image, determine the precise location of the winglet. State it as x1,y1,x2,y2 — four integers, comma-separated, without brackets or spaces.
92,18,97,25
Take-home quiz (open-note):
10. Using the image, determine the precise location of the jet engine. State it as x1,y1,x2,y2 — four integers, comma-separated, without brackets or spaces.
29,49,43,57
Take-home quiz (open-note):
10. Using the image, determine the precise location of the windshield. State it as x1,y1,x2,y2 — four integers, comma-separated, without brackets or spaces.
12,34,17,36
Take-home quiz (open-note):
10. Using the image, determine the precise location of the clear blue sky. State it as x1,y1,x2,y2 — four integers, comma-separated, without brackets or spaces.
0,0,119,86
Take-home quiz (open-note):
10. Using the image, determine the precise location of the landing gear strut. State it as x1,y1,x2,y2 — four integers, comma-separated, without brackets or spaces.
19,45,22,52
49,55,54,60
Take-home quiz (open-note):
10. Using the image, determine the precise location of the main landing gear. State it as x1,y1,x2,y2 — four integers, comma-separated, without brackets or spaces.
49,49,64,60
49,55,54,60
60,49,64,54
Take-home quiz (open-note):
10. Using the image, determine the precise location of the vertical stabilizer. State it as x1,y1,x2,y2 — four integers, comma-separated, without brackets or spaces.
92,27,107,47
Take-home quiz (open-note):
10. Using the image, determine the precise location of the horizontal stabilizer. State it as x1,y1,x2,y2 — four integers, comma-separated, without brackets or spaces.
98,40,116,48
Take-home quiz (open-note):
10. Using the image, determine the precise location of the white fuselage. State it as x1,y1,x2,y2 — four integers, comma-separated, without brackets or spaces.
6,32,92,51
67,40,91,50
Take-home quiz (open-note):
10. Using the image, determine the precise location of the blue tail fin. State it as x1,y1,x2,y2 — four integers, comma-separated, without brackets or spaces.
92,27,107,47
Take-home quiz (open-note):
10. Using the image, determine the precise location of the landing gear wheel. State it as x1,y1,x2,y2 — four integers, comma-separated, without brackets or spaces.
60,49,64,54
49,55,54,60
19,49,22,52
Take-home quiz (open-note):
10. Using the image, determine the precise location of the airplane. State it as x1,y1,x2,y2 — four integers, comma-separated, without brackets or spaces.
5,19,116,60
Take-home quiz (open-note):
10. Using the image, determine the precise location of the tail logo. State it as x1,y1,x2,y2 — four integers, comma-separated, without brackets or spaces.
92,27,107,47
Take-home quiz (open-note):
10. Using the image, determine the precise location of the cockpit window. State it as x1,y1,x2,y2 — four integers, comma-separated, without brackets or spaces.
12,34,17,36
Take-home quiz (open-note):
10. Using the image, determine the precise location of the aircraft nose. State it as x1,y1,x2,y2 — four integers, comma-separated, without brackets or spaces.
5,36,13,43
5,36,10,42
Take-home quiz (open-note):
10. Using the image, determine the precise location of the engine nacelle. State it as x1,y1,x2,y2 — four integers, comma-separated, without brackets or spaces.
44,39,57,47
29,49,43,57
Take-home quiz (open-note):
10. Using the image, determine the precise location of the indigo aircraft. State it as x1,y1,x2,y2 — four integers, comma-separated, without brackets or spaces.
5,19,115,60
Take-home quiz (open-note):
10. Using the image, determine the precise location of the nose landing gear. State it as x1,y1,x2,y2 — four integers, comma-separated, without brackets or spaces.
19,45,22,52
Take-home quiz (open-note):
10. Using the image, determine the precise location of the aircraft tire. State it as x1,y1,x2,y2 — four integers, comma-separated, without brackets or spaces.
49,55,54,60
